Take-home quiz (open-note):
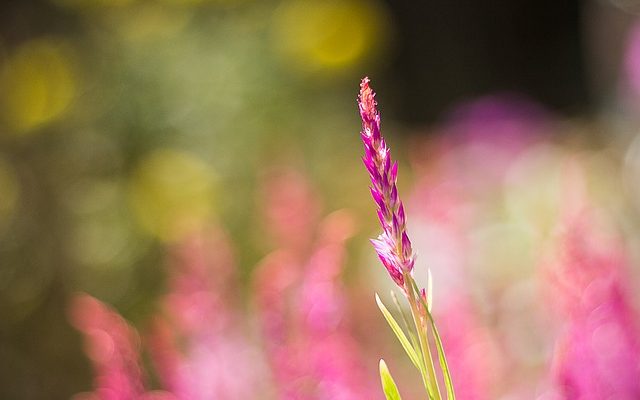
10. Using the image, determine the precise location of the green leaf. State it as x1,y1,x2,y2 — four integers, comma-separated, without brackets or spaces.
411,280,456,400
375,293,422,370
426,268,433,313
390,291,421,357
379,359,403,400
428,315,455,400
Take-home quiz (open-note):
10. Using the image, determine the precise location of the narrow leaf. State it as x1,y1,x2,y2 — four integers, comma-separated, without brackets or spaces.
375,293,422,370
427,268,433,313
390,290,421,356
411,280,456,400
379,359,403,400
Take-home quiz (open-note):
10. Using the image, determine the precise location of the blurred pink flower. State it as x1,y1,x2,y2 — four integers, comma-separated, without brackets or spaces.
409,94,549,197
299,212,377,400
624,21,640,99
261,167,321,255
543,167,640,399
69,294,175,400
408,167,503,400
148,227,266,400
256,167,377,400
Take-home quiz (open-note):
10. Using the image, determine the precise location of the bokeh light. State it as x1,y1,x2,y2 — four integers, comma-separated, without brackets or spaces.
128,149,216,242
0,38,76,134
271,0,389,74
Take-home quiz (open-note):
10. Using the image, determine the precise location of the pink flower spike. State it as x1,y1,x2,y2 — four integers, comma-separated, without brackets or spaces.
358,77,414,287
69,294,147,400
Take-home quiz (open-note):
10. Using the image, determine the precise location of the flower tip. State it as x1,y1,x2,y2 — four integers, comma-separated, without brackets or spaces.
358,77,377,119
359,78,373,98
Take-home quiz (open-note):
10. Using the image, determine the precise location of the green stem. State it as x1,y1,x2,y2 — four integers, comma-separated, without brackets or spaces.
410,279,456,400
407,297,433,399
405,273,441,400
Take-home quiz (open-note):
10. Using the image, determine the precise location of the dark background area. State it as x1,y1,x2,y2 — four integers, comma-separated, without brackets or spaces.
383,0,590,123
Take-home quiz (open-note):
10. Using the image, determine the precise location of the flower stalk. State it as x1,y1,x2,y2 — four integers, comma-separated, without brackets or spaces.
358,77,455,400
406,272,440,400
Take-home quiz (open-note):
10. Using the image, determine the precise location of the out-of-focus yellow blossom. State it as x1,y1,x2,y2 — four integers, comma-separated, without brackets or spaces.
0,38,76,134
271,0,389,73
128,149,216,241
0,157,19,224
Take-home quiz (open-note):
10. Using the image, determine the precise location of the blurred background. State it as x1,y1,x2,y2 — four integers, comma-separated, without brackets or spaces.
2,0,640,399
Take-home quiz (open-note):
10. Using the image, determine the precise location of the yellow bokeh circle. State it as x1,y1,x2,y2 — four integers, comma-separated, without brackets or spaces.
0,38,76,134
128,149,216,242
271,0,388,73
